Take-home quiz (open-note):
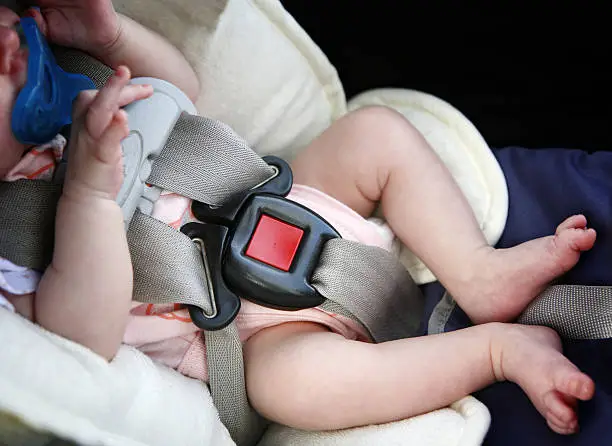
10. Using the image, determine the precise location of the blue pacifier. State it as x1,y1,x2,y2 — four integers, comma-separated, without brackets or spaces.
11,17,95,145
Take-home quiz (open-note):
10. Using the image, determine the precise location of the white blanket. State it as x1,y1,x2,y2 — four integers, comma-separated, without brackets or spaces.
0,308,234,446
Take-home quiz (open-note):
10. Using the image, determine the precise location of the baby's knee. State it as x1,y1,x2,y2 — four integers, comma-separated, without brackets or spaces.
343,106,421,156
346,105,411,130
247,376,318,429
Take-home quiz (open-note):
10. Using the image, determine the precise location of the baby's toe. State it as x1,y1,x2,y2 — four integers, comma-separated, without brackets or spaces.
556,215,587,233
555,227,596,254
547,417,578,435
554,371,595,401
543,391,576,427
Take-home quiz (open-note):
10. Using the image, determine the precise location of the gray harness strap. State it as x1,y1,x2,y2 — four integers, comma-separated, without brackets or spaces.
127,211,213,312
0,180,61,270
205,325,269,446
428,285,612,341
126,110,275,312
518,285,612,339
427,292,457,335
51,46,114,88
314,238,423,342
148,113,275,206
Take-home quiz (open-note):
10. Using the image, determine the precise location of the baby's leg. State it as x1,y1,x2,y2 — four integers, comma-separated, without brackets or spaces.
244,322,594,435
291,107,596,323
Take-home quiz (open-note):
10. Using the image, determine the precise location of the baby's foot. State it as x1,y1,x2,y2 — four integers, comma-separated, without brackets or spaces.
494,324,594,434
458,215,596,323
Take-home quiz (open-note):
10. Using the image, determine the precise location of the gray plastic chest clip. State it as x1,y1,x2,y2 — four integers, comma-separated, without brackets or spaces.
117,77,197,226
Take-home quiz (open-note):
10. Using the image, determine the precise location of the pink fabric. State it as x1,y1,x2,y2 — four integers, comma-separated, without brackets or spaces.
1,138,396,383
4,135,65,182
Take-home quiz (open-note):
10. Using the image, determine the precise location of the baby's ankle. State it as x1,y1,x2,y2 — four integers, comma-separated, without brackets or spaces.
480,322,512,382
447,244,495,296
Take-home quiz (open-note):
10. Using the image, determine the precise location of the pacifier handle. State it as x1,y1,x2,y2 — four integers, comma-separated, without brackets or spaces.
11,17,95,145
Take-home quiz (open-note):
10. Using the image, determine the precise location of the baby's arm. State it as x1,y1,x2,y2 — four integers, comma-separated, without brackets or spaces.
35,68,153,360
92,13,200,102
31,1,199,101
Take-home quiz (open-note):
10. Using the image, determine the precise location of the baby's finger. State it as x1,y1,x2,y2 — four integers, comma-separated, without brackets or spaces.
94,109,130,165
85,66,130,140
116,84,154,108
72,90,98,120
73,84,152,121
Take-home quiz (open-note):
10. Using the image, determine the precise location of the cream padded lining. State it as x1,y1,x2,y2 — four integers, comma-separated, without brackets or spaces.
115,0,347,158
259,396,490,446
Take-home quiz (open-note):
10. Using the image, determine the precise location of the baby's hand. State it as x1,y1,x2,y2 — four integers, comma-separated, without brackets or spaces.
26,1,120,58
63,66,153,201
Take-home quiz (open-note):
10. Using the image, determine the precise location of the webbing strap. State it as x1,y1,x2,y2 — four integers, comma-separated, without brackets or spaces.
314,238,424,343
148,114,275,206
127,211,212,312
427,292,457,335
52,46,114,88
0,180,61,270
204,323,269,446
126,110,276,311
518,285,612,339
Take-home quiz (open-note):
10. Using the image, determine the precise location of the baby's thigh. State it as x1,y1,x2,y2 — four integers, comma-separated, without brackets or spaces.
291,106,414,217
243,322,334,421
243,320,384,430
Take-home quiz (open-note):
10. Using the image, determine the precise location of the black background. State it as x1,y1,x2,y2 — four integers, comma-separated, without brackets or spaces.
281,1,612,152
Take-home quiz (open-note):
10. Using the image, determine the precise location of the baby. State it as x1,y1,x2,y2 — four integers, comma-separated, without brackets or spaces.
0,0,597,437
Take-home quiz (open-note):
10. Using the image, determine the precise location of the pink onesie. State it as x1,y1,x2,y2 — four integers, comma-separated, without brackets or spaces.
0,137,396,382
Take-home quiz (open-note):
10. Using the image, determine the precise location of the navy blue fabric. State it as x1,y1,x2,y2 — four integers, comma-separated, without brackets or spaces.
494,147,612,285
420,147,612,445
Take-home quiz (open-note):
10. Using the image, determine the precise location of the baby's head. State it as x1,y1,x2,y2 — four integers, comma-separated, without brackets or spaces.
0,6,29,178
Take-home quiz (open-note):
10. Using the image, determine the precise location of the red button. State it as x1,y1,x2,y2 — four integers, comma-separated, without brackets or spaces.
245,214,304,271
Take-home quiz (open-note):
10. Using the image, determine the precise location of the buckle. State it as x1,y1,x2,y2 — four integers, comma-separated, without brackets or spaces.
181,156,340,331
